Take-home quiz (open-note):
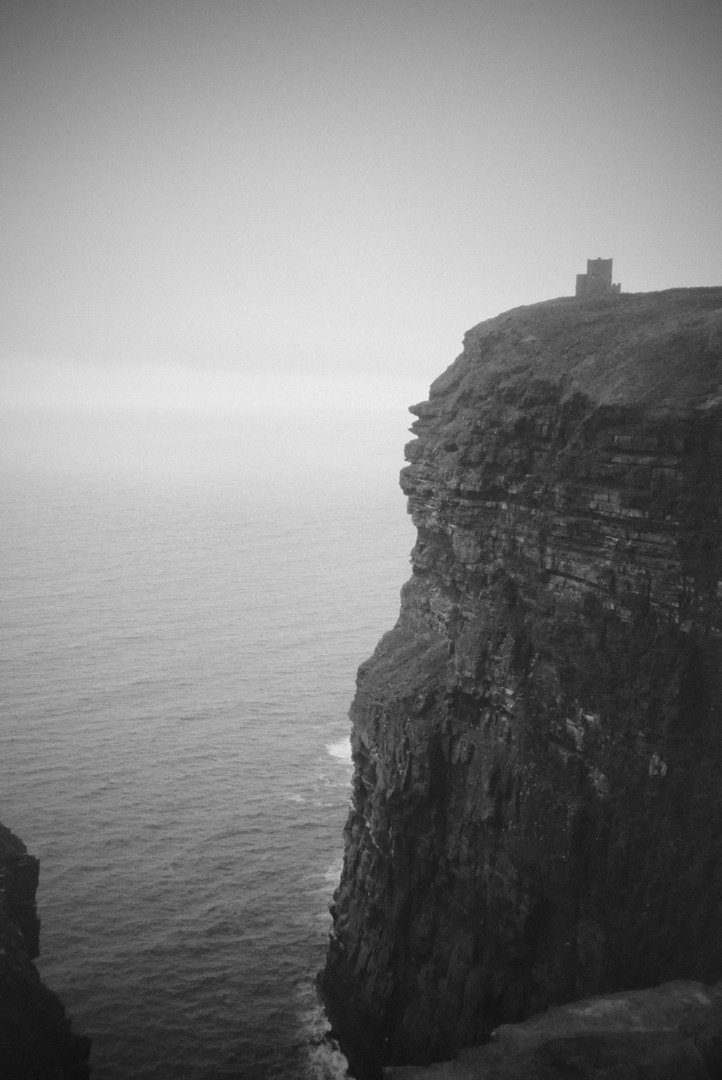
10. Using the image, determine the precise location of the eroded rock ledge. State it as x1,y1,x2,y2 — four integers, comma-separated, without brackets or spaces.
0,823,91,1079
386,980,722,1079
320,288,722,1078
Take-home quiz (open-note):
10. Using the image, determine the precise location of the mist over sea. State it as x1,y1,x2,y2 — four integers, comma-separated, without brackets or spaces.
0,407,414,1079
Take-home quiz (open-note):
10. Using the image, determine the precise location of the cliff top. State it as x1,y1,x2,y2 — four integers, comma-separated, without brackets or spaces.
420,288,722,416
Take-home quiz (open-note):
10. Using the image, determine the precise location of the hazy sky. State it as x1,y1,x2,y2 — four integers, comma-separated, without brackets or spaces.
2,0,721,412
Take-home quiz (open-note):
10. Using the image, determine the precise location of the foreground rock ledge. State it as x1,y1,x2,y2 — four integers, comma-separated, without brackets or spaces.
320,288,722,1078
0,822,91,1079
385,980,722,1079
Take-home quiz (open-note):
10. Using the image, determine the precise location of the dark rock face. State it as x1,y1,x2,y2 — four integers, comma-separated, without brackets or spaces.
320,289,722,1078
385,980,722,1079
0,823,91,1079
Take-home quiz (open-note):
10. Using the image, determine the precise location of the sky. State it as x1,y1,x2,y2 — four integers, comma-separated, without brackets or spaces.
2,0,721,416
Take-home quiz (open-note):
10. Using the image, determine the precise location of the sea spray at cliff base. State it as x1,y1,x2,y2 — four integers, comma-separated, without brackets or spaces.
326,740,353,763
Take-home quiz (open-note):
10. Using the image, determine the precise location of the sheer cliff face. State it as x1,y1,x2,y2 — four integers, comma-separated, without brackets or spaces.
321,288,722,1078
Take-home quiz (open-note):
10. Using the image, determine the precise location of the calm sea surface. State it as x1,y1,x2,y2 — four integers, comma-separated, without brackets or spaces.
0,409,414,1079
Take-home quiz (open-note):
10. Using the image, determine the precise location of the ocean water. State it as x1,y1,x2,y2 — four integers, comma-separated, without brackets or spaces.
0,409,414,1079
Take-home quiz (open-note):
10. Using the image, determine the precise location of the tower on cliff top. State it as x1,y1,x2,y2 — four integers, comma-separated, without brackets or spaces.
575,258,621,297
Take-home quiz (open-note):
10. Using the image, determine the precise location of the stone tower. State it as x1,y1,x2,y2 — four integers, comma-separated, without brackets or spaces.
576,258,621,297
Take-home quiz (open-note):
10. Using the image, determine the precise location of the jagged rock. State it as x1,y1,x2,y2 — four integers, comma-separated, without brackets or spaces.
384,980,722,1078
0,823,91,1079
320,288,722,1078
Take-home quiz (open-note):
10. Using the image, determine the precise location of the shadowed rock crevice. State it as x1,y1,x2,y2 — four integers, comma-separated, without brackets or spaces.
320,288,722,1078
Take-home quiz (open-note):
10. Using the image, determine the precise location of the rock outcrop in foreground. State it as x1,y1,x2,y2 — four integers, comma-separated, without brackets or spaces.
0,823,91,1079
320,288,722,1078
386,980,722,1079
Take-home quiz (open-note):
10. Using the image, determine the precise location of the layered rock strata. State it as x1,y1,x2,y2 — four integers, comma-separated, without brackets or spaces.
321,288,722,1078
0,823,91,1079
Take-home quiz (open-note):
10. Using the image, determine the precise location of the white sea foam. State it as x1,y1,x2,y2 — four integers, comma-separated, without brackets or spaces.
324,858,344,888
326,738,352,763
296,983,350,1079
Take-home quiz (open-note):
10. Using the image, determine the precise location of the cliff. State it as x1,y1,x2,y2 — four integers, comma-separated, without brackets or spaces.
320,287,722,1078
0,823,91,1079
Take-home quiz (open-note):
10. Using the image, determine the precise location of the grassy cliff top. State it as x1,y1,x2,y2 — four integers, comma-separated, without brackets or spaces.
423,288,722,415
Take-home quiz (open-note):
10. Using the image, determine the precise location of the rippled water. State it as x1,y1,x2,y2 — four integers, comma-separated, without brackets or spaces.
0,410,413,1078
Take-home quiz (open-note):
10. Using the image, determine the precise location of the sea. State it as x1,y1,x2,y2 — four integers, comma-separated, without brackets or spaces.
0,407,415,1079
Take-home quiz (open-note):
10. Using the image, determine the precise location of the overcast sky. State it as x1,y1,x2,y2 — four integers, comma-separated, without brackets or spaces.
2,0,721,413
